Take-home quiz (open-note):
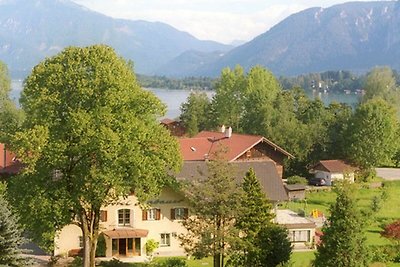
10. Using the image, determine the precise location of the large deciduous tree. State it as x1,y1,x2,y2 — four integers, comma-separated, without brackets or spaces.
9,45,182,267
179,91,210,136
209,65,246,131
0,61,24,142
179,157,243,267
314,182,370,267
363,66,398,103
345,98,399,169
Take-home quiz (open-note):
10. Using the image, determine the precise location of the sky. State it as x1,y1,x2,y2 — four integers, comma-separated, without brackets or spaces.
71,0,379,44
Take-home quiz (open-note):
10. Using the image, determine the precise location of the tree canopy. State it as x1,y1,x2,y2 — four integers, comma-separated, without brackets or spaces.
345,98,399,169
9,45,182,267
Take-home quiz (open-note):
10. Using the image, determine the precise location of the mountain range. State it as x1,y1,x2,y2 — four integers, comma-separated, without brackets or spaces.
0,0,231,78
1,0,400,78
193,1,400,77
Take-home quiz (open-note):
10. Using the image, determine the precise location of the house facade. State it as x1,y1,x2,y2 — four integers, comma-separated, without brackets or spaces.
55,187,190,258
275,209,317,249
310,160,357,186
53,128,294,258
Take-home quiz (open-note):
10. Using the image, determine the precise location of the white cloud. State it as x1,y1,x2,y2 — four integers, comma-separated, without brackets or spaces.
71,0,371,44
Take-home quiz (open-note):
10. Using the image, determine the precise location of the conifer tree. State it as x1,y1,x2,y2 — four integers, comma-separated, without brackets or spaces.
0,183,30,267
230,168,292,267
314,182,370,267
236,168,273,236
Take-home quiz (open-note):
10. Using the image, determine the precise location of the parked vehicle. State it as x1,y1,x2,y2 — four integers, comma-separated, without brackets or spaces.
309,177,326,186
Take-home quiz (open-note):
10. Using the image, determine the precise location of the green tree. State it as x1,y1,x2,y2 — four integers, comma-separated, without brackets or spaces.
0,61,24,142
314,182,370,267
363,66,397,103
256,225,292,267
9,45,181,267
345,98,399,169
242,66,281,134
209,66,246,131
0,182,31,267
179,157,243,267
179,91,210,136
232,168,274,266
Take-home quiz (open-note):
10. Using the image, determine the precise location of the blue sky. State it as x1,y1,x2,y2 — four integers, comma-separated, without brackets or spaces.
71,0,383,44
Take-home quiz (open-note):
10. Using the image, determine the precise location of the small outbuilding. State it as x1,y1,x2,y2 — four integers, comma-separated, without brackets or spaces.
310,160,357,186
284,184,306,201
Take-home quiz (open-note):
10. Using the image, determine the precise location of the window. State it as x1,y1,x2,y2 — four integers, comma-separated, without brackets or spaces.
148,208,156,220
100,210,107,222
118,209,130,226
142,208,161,221
171,208,188,220
290,230,310,242
160,233,171,247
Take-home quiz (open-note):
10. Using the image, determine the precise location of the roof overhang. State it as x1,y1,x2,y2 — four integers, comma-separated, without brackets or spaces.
103,229,149,238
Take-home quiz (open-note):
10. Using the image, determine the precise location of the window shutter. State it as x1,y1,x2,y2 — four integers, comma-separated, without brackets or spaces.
184,208,189,219
156,208,161,220
129,209,134,226
100,210,107,222
142,210,147,221
171,208,175,220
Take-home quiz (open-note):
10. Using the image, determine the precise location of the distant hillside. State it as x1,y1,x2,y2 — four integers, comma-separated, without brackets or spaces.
189,1,400,77
0,0,231,78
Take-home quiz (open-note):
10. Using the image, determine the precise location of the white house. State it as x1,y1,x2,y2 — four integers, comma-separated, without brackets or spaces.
310,160,357,186
275,209,317,249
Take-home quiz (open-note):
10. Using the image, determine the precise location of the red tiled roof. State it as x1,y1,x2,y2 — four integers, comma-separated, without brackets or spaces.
313,160,357,173
179,131,293,162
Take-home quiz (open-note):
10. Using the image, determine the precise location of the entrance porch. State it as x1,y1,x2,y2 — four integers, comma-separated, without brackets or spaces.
103,229,149,258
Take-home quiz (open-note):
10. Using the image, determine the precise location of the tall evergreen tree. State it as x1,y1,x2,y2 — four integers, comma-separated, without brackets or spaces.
0,183,30,267
232,168,274,266
236,168,273,237
314,182,370,267
256,225,292,267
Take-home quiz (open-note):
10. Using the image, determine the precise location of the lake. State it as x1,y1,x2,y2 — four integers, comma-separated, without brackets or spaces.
11,80,360,119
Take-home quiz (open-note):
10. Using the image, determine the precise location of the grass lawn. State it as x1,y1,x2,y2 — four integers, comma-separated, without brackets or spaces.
284,180,400,266
290,251,315,267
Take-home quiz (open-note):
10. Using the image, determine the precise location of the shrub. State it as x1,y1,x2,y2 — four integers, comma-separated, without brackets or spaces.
145,239,159,259
155,258,188,267
356,168,377,183
68,256,83,267
286,176,308,185
96,234,106,257
99,258,130,267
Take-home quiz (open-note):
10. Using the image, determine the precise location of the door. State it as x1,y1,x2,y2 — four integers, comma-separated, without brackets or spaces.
118,239,127,256
134,238,141,256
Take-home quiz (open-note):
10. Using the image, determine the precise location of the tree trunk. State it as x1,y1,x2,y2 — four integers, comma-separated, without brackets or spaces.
81,208,100,267
214,254,221,267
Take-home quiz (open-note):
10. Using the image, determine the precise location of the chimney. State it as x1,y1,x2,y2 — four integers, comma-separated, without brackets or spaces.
220,125,226,133
225,127,232,138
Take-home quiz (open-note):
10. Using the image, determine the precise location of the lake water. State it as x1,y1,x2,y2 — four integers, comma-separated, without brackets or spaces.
11,80,360,119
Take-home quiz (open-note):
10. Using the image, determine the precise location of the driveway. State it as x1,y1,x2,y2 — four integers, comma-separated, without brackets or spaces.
375,168,400,180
